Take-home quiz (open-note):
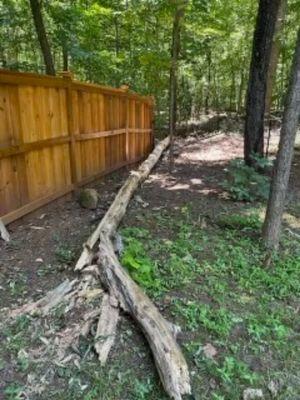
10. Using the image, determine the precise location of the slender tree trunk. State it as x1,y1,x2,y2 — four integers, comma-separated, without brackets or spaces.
279,37,287,111
213,71,220,113
237,67,245,114
262,29,300,250
169,2,186,170
204,48,211,115
229,70,236,113
115,18,120,57
29,0,56,76
63,45,68,71
265,0,286,116
244,0,281,166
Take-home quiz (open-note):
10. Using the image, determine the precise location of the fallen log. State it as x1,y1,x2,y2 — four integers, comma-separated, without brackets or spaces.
94,293,119,365
75,136,171,271
0,218,10,242
9,279,77,319
99,236,191,400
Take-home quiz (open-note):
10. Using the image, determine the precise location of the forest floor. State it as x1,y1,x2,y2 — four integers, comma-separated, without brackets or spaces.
0,130,300,400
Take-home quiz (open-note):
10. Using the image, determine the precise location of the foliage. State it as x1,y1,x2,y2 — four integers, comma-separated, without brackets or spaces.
1,0,298,126
121,227,159,291
222,158,270,201
55,244,75,264
173,300,236,336
4,383,25,400
217,212,262,231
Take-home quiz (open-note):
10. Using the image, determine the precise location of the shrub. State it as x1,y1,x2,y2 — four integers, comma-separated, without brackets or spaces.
222,158,271,202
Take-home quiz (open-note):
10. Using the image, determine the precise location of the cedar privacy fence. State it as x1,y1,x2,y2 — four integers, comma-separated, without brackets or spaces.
0,69,154,224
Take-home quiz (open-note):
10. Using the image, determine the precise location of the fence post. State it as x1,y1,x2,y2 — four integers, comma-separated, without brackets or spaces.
120,84,130,162
60,71,78,186
150,96,155,151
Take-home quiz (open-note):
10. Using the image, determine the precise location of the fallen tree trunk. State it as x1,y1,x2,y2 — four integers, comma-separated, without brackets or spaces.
75,136,171,271
94,293,119,365
0,218,10,242
9,279,77,319
99,236,191,400
77,134,191,398
76,135,191,399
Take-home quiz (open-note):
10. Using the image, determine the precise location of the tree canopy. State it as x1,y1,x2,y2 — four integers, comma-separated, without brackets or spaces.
0,0,299,126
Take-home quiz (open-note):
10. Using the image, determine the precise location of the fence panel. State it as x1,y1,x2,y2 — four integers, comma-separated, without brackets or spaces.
0,69,154,224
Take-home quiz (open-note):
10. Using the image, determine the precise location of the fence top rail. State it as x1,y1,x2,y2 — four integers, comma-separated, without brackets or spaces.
0,68,154,104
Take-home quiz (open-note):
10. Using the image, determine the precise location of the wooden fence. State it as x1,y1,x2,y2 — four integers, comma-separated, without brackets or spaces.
0,69,154,224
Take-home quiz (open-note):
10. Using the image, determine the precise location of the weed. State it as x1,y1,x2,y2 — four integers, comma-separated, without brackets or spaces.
4,383,25,399
4,316,31,353
173,300,236,337
215,356,258,384
55,245,75,264
121,229,159,292
7,275,27,296
222,158,270,202
133,378,154,399
217,212,261,231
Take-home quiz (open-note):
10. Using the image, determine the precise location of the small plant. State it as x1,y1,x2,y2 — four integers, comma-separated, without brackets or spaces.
215,356,258,384
4,383,25,399
121,229,158,291
4,316,31,353
217,212,262,231
133,378,154,399
55,245,75,264
173,300,235,337
246,311,289,344
222,158,270,202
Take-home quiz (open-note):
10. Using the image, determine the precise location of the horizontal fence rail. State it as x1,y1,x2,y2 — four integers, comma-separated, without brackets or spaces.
0,69,154,224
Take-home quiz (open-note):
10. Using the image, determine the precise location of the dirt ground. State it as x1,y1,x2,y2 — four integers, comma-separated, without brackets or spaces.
0,130,300,400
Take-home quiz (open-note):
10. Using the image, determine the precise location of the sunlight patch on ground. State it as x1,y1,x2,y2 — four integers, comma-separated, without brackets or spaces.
179,134,243,163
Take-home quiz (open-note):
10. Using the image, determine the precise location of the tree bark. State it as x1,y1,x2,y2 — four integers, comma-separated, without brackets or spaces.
244,0,281,166
262,29,300,250
169,2,186,171
265,0,287,116
29,0,56,76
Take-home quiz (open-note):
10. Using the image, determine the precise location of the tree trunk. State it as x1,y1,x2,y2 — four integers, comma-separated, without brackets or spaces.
169,2,186,171
244,0,281,166
262,29,300,250
265,0,287,116
29,0,56,76
229,70,236,113
204,48,211,115
237,67,245,114
63,45,68,71
99,236,191,400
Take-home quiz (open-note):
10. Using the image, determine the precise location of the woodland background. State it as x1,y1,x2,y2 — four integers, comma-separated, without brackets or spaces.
1,0,299,127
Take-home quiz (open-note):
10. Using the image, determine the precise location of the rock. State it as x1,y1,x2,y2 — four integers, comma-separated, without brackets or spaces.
203,343,217,359
78,188,99,210
267,380,280,397
243,388,264,400
134,195,149,208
